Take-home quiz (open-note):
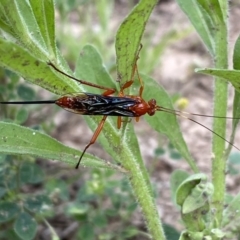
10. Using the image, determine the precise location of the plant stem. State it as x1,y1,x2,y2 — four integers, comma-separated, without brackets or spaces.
129,168,165,239
211,10,228,225
119,125,165,239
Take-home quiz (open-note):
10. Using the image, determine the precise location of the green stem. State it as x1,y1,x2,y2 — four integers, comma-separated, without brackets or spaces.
129,168,165,239
119,126,165,239
211,15,228,225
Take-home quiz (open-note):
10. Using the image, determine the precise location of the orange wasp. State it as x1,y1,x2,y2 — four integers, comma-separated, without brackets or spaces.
0,45,239,168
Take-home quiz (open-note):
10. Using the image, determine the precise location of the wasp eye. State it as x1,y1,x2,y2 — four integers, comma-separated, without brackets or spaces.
148,99,156,107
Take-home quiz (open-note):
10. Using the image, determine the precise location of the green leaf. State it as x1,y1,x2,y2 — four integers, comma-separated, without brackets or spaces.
115,0,158,84
29,0,57,58
46,179,69,201
170,170,190,205
92,212,107,228
170,150,182,160
154,147,165,156
0,202,20,223
14,212,37,240
19,162,45,184
226,35,240,157
0,0,47,58
0,38,77,95
77,222,95,240
17,85,36,101
75,44,116,92
222,192,240,227
179,231,204,240
0,122,122,170
24,195,51,213
176,173,207,206
233,35,240,69
197,68,240,93
182,181,213,214
176,174,211,232
176,0,214,54
143,75,198,172
227,164,239,176
122,227,139,238
0,8,15,37
211,228,225,238
228,152,240,165
15,108,29,125
197,0,225,25
0,186,6,198
67,202,89,216
163,223,180,240
0,161,18,190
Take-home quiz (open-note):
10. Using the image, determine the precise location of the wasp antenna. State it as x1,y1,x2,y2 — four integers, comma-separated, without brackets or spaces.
159,106,240,120
0,100,56,105
160,109,240,152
